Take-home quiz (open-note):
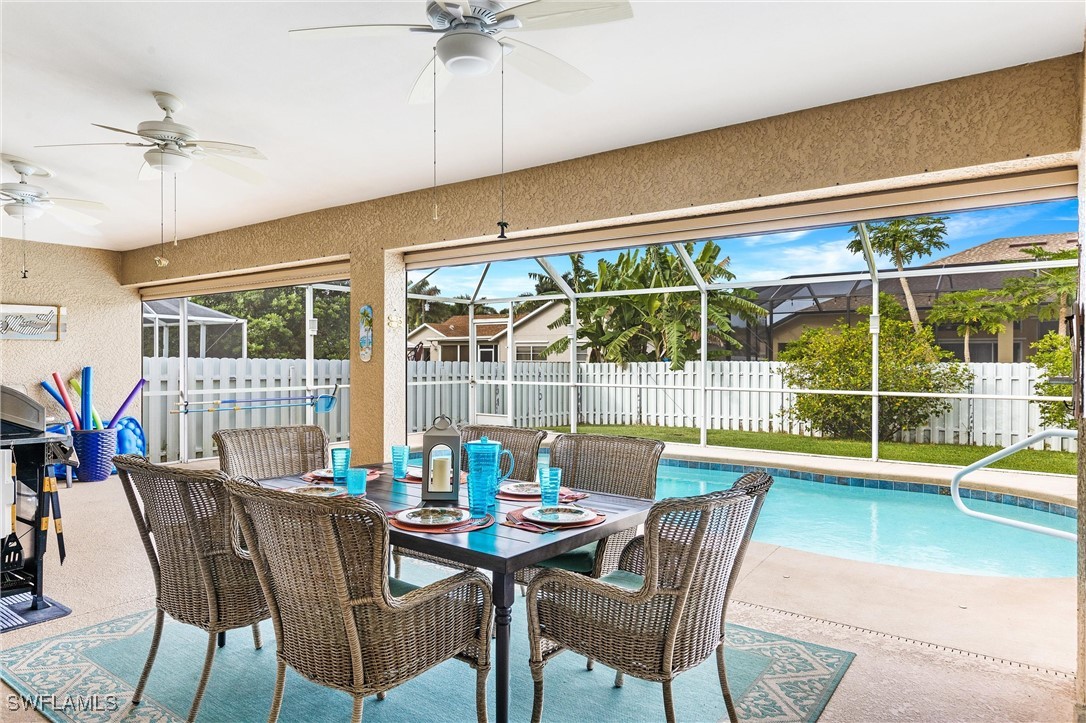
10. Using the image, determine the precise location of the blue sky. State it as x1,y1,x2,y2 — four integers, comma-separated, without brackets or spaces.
409,198,1079,302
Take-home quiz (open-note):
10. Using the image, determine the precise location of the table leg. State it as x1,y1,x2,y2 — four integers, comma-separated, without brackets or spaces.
492,571,515,723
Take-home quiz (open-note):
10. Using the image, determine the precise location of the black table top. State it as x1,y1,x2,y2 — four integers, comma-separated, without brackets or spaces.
260,463,654,575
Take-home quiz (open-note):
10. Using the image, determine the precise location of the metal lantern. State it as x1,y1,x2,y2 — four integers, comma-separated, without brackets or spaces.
422,414,460,504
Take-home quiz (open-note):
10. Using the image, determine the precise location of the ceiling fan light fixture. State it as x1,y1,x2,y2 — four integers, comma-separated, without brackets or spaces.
436,28,501,76
144,147,193,174
3,202,45,221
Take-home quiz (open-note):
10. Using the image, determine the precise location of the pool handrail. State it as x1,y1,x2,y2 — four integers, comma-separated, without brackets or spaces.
950,428,1076,542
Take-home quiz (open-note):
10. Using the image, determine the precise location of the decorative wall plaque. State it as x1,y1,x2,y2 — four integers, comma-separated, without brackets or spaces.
0,304,67,340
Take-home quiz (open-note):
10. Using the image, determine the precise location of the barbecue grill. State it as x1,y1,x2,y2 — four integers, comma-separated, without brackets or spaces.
1,384,73,608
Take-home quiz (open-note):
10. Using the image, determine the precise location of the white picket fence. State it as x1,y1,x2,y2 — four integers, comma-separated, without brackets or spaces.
407,360,1074,452
144,358,1072,463
143,357,351,463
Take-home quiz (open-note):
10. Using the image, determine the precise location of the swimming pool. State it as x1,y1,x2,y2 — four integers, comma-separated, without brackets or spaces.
419,449,1075,577
654,462,1076,578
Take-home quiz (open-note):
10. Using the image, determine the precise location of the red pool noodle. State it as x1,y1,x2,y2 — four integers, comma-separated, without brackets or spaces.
51,371,82,430
108,379,146,429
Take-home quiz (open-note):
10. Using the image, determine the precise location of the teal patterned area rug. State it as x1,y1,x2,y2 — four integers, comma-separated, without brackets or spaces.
1,567,853,722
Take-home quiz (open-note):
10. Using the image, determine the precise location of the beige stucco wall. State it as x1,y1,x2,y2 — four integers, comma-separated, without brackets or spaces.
111,55,1082,461
1,238,142,424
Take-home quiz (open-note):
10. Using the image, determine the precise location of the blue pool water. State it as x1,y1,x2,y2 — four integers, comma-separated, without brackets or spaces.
654,464,1076,578
427,448,1074,577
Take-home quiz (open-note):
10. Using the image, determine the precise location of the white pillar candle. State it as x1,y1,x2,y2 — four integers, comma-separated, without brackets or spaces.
431,455,453,492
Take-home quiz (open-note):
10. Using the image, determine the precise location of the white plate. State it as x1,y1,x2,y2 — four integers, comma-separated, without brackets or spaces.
403,465,424,479
289,485,347,497
310,468,335,479
523,506,597,525
500,481,541,497
394,507,469,526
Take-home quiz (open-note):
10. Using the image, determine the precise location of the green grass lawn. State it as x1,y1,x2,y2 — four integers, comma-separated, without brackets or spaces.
542,424,1076,476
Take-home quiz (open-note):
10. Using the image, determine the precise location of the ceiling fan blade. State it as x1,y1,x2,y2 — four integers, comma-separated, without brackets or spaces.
49,198,109,213
408,54,453,105
495,0,632,31
500,38,591,94
435,0,465,22
91,123,155,139
289,23,435,38
36,142,150,148
196,153,265,185
45,204,104,230
191,140,267,160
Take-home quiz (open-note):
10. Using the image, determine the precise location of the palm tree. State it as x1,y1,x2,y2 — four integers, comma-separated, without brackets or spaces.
927,289,1014,363
1000,245,1078,336
406,278,441,330
535,252,649,363
847,216,949,333
536,243,766,369
636,243,765,369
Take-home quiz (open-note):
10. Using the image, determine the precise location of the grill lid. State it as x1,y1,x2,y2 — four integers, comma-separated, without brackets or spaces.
0,385,46,434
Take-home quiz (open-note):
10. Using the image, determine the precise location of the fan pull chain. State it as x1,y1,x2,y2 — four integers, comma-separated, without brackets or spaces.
173,172,178,246
496,49,508,240
432,46,439,222
20,216,28,279
154,168,168,267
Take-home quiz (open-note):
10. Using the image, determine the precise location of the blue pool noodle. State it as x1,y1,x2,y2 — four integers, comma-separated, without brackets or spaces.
81,366,93,431
41,380,82,427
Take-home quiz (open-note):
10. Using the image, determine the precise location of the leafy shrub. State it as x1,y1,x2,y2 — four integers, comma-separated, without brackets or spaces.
1030,331,1073,428
780,295,973,439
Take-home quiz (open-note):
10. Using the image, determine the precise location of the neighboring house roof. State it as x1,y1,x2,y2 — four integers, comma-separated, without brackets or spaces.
764,232,1079,325
926,232,1077,267
431,314,506,338
406,301,561,343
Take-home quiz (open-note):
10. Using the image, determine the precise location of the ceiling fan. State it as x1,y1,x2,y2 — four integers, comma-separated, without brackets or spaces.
38,91,267,184
290,0,632,103
0,155,107,236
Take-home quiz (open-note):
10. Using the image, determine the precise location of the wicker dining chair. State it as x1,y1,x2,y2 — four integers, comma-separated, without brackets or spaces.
715,470,774,721
392,425,546,578
225,478,493,723
515,433,664,589
526,474,773,723
114,455,270,723
214,425,328,480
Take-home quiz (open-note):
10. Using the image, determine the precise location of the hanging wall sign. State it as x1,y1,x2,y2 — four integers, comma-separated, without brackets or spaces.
359,305,373,362
0,304,67,340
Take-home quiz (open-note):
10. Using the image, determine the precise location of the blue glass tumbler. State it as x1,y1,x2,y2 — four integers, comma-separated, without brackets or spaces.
346,467,368,496
391,445,410,479
331,448,351,482
538,467,562,508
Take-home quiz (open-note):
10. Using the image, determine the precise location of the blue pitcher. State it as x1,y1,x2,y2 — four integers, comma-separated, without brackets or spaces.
464,437,514,516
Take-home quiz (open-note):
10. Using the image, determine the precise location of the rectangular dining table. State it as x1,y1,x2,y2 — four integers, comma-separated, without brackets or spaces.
259,463,654,723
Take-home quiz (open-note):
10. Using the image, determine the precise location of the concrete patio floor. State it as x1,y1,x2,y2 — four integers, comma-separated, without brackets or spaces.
0,474,1075,721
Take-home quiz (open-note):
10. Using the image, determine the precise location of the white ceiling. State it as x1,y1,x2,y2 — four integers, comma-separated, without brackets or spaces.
2,1,1083,252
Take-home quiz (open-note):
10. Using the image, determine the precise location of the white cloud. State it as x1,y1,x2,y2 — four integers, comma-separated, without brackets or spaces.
942,205,1041,241
728,238,863,282
422,266,489,298
735,228,818,248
